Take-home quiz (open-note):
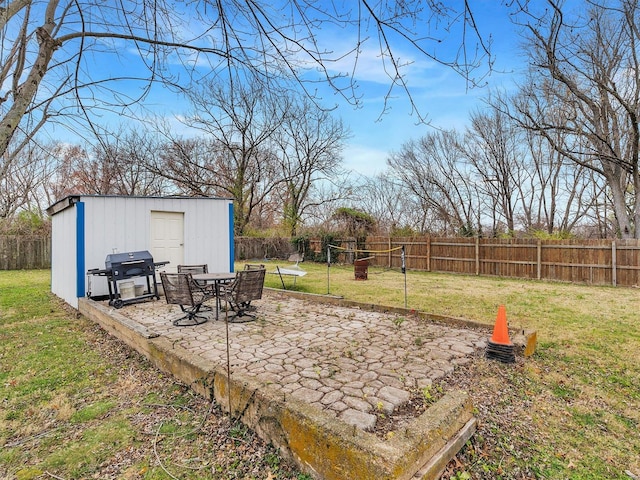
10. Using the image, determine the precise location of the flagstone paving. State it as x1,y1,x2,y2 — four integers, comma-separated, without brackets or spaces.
117,291,488,431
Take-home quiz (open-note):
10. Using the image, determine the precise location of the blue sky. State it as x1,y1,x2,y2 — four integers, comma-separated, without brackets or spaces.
328,1,527,174
141,2,526,174
44,1,527,175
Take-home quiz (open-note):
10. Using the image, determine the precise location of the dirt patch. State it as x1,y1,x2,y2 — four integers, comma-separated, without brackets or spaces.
439,354,541,479
373,385,444,439
371,347,540,478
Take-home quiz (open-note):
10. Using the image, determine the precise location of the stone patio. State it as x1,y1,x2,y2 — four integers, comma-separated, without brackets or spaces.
121,290,486,431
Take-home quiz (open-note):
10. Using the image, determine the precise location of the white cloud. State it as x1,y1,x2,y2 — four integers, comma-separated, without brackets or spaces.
342,143,390,175
305,35,441,88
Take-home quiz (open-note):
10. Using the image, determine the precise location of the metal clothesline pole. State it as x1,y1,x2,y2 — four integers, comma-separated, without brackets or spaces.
402,245,407,309
327,246,331,295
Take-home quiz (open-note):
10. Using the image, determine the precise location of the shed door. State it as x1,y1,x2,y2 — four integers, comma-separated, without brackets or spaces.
150,211,184,272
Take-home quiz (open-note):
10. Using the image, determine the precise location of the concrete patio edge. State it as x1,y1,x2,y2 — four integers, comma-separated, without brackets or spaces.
78,297,479,479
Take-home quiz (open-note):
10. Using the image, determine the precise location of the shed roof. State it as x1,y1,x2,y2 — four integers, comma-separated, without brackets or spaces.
46,194,233,216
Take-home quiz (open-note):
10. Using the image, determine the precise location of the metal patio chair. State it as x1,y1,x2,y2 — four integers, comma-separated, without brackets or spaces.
177,264,209,288
160,272,215,326
177,264,215,305
219,267,266,320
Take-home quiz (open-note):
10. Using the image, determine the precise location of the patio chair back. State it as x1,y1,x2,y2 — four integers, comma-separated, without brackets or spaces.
177,264,208,275
232,268,266,303
161,272,196,305
160,272,213,326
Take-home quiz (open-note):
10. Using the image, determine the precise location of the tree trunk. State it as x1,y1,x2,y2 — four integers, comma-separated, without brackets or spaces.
0,1,60,157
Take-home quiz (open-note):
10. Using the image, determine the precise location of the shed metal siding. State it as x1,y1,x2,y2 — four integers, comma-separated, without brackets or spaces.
181,197,233,273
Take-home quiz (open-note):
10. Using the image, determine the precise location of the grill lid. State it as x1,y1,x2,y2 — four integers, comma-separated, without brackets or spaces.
105,250,154,271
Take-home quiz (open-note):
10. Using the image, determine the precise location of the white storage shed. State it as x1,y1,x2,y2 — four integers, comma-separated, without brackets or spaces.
47,195,235,309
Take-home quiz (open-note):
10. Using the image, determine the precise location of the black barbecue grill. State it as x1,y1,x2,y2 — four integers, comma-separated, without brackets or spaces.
88,250,169,308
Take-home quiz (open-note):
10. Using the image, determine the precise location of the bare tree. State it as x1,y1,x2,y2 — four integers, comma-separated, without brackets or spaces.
520,123,596,234
0,139,38,218
46,143,89,200
514,0,640,238
185,81,283,235
47,131,167,197
1,1,492,161
153,85,351,235
275,98,349,235
17,140,64,215
460,106,528,235
355,173,426,234
149,137,220,197
0,135,72,223
388,130,481,235
580,170,614,238
94,131,169,196
294,178,356,231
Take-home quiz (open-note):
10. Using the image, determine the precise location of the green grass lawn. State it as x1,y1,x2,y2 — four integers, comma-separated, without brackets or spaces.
2,265,639,479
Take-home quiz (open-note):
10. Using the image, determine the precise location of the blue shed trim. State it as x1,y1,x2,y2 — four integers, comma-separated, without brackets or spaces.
229,202,235,272
76,202,86,297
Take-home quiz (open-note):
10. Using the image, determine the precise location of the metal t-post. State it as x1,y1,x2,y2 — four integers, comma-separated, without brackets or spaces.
402,245,407,309
326,246,331,295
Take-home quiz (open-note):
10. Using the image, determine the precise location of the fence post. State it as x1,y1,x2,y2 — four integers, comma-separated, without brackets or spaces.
426,236,431,271
475,236,480,276
537,239,542,280
612,240,617,287
388,236,392,268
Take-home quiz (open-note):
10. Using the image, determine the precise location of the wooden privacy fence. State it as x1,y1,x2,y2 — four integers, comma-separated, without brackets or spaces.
0,235,51,270
310,236,640,287
1,236,296,271
4,235,640,286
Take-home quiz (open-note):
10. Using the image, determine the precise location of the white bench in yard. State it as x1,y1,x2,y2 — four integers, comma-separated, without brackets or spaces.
272,254,307,289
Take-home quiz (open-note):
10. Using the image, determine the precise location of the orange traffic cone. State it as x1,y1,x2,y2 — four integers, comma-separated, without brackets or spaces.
491,304,512,345
486,305,515,363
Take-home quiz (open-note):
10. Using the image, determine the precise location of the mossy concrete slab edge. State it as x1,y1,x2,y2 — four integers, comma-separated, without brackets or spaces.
213,371,475,480
78,298,476,479
412,417,477,479
78,298,159,353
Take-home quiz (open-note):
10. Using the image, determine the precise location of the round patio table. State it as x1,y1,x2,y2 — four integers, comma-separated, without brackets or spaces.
192,272,235,320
